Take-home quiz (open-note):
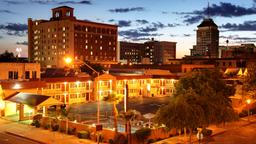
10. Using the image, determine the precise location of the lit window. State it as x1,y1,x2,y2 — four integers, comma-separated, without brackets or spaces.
63,27,66,31
55,12,60,17
90,51,93,55
66,11,70,16
100,46,102,50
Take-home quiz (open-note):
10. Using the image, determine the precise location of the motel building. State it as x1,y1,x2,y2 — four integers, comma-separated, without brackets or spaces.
0,63,179,121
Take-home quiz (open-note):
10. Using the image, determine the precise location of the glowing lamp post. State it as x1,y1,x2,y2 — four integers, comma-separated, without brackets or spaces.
246,99,251,122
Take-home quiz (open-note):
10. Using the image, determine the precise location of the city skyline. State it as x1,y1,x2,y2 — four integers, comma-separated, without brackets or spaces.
0,0,256,58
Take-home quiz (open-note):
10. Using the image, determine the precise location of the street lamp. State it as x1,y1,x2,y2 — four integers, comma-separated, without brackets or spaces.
246,99,251,122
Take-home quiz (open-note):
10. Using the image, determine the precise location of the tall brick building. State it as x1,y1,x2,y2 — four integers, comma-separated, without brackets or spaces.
28,6,118,68
190,18,219,58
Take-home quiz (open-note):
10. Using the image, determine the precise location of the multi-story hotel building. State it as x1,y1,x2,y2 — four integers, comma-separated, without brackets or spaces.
190,18,219,58
119,39,176,64
28,6,118,68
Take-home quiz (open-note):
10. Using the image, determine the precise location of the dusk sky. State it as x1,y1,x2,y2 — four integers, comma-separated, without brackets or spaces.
0,0,256,58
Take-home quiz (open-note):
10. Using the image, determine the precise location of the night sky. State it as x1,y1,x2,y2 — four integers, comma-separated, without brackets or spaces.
0,0,256,58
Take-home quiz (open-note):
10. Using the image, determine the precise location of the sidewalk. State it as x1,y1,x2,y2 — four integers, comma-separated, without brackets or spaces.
0,118,96,144
154,115,256,144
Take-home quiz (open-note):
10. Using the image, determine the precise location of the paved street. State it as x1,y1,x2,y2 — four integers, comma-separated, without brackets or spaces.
0,132,41,144
155,116,256,144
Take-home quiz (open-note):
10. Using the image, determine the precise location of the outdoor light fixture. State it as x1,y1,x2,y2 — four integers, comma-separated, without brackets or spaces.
13,83,21,89
64,57,72,64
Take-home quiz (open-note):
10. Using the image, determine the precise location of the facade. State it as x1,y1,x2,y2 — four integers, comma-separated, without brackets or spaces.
0,63,40,80
119,39,176,64
28,6,118,68
190,18,219,58
220,44,256,58
119,41,144,64
144,39,176,64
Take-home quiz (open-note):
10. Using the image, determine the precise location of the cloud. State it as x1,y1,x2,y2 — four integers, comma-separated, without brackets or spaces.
162,11,168,14
221,21,256,31
136,19,149,24
183,34,191,37
183,15,204,25
0,9,15,14
0,23,28,37
0,36,3,39
220,35,256,43
3,0,25,5
16,41,28,45
108,19,115,22
58,0,92,5
176,2,256,25
118,20,132,27
119,29,162,41
29,0,56,4
109,7,145,13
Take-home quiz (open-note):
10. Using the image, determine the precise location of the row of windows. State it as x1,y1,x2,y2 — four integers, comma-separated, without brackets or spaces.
8,71,37,80
74,25,116,35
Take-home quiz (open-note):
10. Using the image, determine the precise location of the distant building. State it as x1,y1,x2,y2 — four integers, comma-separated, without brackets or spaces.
190,18,219,58
220,44,256,58
144,39,176,64
0,63,40,80
119,41,144,64
28,6,118,68
119,39,176,64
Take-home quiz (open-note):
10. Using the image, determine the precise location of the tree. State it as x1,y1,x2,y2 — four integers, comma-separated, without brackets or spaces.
119,109,141,144
0,50,16,62
155,69,238,142
134,127,151,144
103,93,122,134
243,61,256,99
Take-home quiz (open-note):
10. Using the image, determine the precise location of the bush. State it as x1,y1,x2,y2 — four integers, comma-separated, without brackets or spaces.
113,133,127,144
52,124,59,131
44,124,50,129
109,139,114,144
201,128,212,136
68,127,76,135
77,131,90,139
31,120,40,128
135,128,151,143
147,139,156,144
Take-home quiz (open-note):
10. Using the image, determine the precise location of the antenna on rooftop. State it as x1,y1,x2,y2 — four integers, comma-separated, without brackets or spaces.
207,1,210,18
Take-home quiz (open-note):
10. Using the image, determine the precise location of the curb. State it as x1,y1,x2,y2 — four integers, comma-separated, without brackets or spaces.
5,131,47,144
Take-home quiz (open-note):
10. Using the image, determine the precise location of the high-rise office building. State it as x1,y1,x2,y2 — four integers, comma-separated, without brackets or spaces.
144,39,176,64
119,39,176,64
119,42,144,64
28,6,118,68
190,18,219,58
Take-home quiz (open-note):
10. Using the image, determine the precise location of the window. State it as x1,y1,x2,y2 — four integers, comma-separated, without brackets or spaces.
32,71,37,79
8,71,13,79
55,12,60,17
14,71,18,79
25,71,30,79
66,11,70,16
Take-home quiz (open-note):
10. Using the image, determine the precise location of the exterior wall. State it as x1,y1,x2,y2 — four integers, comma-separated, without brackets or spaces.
181,64,215,73
0,63,40,80
28,6,118,68
43,79,93,104
119,40,176,65
119,42,144,64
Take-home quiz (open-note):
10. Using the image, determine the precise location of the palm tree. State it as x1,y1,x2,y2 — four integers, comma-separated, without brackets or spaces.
119,109,141,144
103,93,122,133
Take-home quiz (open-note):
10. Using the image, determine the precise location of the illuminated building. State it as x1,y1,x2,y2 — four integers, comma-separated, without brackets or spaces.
28,6,118,68
190,18,219,58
